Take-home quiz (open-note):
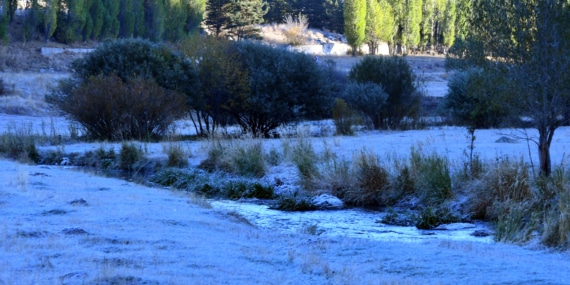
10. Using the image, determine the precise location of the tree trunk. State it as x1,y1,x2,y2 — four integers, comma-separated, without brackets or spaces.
538,141,551,177
538,125,555,177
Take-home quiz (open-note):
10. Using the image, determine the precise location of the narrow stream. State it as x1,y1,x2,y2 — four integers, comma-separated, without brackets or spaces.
211,200,494,243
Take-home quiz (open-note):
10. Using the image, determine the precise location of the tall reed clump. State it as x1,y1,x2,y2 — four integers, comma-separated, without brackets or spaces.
283,13,309,46
287,138,320,190
0,124,40,163
338,151,391,206
199,139,266,178
539,167,570,248
409,146,453,206
163,142,190,168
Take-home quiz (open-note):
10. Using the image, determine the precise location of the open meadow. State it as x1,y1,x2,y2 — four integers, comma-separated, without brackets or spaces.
1,42,570,284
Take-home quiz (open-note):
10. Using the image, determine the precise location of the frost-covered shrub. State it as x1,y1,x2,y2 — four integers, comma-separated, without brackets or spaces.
50,74,186,141
444,68,511,128
348,56,422,129
342,82,388,130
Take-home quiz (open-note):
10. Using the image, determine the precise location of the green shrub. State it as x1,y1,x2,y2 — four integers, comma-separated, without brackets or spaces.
151,168,274,199
348,56,422,129
274,195,317,211
332,98,360,135
227,41,332,137
69,39,199,100
51,74,186,141
415,206,461,230
342,82,388,130
443,68,512,128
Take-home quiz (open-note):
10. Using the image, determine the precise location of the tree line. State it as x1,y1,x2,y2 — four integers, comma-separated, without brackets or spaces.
0,0,205,43
2,0,475,53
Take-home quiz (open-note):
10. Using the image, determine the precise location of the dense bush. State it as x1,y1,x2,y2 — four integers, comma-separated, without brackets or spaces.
49,39,198,141
69,39,200,102
348,56,422,129
50,74,186,141
180,38,333,137
443,68,512,128
342,82,388,130
229,41,333,137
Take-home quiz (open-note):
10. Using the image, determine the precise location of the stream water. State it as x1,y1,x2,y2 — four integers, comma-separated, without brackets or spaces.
211,200,494,243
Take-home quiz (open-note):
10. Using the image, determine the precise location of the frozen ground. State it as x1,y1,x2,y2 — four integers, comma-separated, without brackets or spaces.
1,113,570,284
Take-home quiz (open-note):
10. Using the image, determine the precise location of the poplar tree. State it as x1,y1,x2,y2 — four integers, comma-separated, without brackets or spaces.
89,0,105,40
365,0,394,54
442,0,456,48
43,0,59,41
344,0,366,56
0,0,8,43
101,0,120,39
185,0,206,33
119,0,135,38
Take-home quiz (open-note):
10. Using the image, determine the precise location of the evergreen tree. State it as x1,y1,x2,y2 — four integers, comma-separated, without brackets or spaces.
227,0,268,40
421,0,435,49
344,0,366,56
57,0,88,43
204,0,232,37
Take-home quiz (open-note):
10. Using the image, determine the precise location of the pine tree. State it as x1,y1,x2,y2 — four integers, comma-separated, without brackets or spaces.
344,0,366,56
227,0,268,40
23,0,42,41
205,0,232,37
